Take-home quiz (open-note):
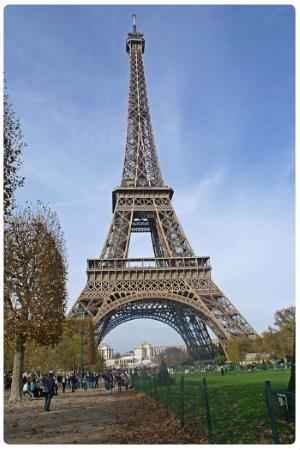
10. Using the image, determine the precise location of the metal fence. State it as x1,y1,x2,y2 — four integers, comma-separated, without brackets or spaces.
132,374,295,444
265,380,295,444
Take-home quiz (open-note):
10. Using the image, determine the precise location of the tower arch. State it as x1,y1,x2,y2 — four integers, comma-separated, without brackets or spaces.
95,298,221,360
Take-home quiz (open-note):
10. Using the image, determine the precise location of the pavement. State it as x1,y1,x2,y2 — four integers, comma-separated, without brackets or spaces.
4,385,207,444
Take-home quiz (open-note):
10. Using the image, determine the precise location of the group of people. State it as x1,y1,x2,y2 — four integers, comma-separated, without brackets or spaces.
20,369,132,410
20,371,103,411
22,371,57,411
102,370,132,393
22,373,58,399
81,373,100,390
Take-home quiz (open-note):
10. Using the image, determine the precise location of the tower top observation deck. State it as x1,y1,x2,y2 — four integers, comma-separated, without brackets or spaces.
126,14,145,53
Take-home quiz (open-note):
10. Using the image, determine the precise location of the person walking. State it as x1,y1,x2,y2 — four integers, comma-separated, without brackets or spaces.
82,375,88,391
61,376,66,393
116,374,122,392
22,380,32,399
42,371,55,411
54,377,59,396
70,373,76,392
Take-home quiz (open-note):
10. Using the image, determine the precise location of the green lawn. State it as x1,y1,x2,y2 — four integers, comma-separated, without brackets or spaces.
154,369,294,444
179,368,290,389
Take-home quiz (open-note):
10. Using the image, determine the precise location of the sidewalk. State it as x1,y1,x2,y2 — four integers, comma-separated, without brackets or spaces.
4,387,207,444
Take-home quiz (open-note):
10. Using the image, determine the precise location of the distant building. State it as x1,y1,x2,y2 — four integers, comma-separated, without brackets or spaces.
241,353,271,365
133,341,152,361
101,341,189,369
98,343,114,360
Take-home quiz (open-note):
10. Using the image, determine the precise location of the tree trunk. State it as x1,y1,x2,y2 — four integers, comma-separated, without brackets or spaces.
288,336,295,393
9,334,25,402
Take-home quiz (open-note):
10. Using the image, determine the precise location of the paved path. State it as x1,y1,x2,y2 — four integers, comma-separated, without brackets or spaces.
4,387,206,444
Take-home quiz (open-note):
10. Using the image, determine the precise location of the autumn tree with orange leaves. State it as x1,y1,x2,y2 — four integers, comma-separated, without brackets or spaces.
4,203,67,402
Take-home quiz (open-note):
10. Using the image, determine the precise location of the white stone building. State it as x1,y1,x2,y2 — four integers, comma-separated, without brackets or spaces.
101,341,189,368
98,342,114,360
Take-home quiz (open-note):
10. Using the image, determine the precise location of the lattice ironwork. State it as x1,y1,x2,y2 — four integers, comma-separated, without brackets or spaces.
69,17,257,360
96,300,218,360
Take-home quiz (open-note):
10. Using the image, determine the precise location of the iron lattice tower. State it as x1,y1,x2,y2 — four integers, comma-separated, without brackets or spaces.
70,17,257,359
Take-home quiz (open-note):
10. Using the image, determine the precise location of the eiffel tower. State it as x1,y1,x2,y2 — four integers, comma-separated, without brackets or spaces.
70,16,257,360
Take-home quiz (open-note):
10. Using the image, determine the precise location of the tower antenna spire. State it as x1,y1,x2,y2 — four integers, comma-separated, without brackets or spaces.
132,14,137,32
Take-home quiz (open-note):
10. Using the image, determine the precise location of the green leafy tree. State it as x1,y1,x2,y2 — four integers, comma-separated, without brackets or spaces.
163,347,189,366
139,367,148,379
226,336,255,364
9,317,104,376
260,306,295,364
157,360,170,385
261,324,294,362
213,355,227,366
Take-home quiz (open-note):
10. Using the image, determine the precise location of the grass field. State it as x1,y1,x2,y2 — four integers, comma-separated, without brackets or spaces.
176,369,293,444
139,369,295,444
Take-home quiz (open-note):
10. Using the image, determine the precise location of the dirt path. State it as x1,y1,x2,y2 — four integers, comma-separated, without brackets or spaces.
4,386,207,444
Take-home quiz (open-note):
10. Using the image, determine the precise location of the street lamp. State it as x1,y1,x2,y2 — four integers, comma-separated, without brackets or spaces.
79,310,85,389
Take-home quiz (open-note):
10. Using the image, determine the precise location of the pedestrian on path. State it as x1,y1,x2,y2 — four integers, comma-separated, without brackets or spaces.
62,376,66,393
42,372,55,411
22,380,33,399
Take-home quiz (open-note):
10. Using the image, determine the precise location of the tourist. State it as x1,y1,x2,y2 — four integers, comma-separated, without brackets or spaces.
41,372,55,411
30,377,39,398
22,379,33,399
221,367,225,376
70,373,77,392
102,371,114,393
82,375,88,391
37,377,44,397
56,373,62,387
90,374,95,388
102,371,109,392
61,376,66,393
127,371,133,389
116,374,122,392
70,374,74,392
121,372,129,389
54,377,59,396
108,372,114,393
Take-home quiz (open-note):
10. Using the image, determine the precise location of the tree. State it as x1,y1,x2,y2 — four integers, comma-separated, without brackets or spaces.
288,338,295,393
3,83,26,218
247,306,295,367
274,306,295,330
23,340,58,375
19,317,104,374
4,203,67,401
163,347,189,366
157,360,170,385
213,355,227,366
261,324,294,363
226,336,255,364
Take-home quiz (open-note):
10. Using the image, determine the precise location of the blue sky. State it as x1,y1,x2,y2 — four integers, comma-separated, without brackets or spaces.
4,5,295,353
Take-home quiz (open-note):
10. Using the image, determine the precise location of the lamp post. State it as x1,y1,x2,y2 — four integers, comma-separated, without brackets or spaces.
79,311,85,389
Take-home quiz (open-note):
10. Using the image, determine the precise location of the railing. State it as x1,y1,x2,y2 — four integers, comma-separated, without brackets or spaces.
87,256,211,270
132,373,295,444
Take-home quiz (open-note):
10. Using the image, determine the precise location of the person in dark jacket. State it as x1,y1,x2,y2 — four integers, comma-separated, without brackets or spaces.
42,372,55,411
